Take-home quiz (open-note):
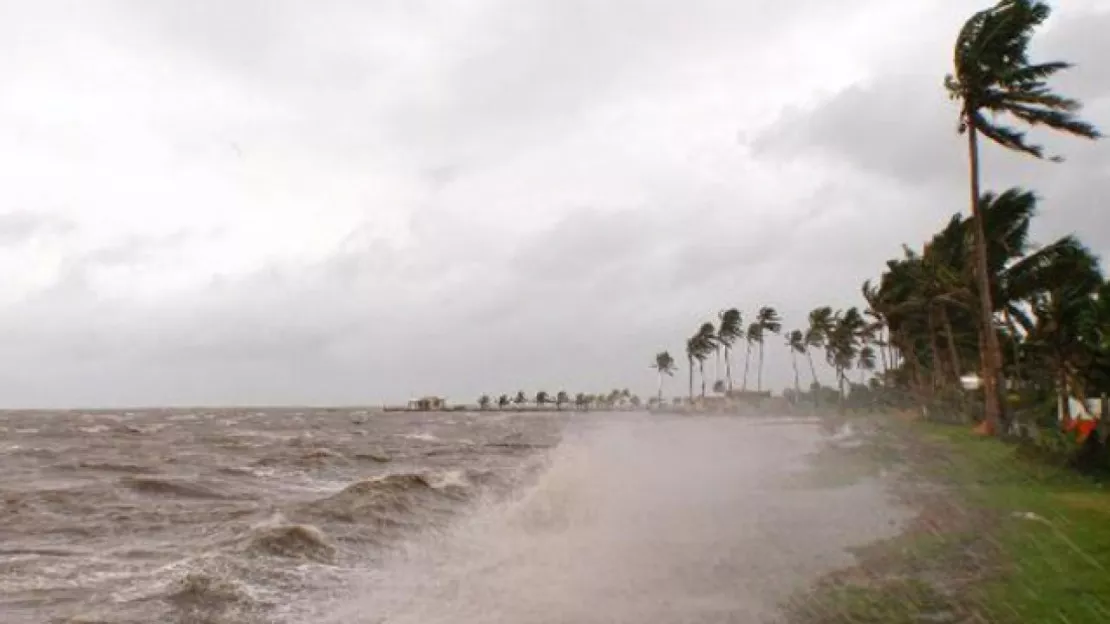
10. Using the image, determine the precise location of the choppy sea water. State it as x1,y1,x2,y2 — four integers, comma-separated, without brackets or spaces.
0,409,902,623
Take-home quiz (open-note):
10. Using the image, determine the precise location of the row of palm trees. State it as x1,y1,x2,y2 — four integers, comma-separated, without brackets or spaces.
650,0,1104,430
652,305,883,404
477,389,641,411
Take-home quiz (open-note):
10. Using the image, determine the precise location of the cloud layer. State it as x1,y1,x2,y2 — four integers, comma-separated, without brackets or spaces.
0,1,1106,407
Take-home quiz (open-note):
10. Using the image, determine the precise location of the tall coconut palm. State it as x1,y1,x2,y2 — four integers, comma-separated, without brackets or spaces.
806,307,835,390
741,322,760,392
651,351,678,404
946,0,1100,432
786,330,806,396
717,309,743,392
755,306,782,392
695,323,717,398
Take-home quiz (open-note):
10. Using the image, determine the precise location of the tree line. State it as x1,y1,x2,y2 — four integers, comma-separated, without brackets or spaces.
654,0,1106,432
476,389,642,411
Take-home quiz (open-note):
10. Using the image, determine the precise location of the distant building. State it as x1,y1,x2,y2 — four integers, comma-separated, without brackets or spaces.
407,396,446,411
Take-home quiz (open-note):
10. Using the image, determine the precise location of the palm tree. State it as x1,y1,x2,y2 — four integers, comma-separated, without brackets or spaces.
805,307,834,393
651,351,678,404
575,392,587,411
695,323,717,398
685,336,699,400
946,0,1100,432
556,390,569,411
498,394,510,410
756,306,782,392
535,391,549,408
478,395,491,410
741,322,760,392
717,309,743,393
786,330,806,397
514,391,527,407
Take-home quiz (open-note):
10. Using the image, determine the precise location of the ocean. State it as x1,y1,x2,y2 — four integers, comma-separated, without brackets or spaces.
0,408,902,623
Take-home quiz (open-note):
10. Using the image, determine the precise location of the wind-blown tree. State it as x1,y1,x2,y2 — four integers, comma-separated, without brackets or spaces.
786,330,806,397
685,336,699,400
755,307,783,392
478,395,491,410
806,307,835,389
556,391,569,411
514,391,527,407
946,0,1100,432
651,351,678,404
741,322,760,391
535,391,549,408
695,323,717,398
498,394,510,410
574,392,587,411
717,309,743,392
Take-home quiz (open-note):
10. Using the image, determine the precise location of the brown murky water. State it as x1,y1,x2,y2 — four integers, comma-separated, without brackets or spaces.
0,409,903,623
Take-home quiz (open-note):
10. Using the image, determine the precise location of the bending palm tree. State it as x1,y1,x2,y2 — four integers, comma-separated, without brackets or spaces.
946,0,1100,432
756,306,782,392
685,337,699,400
696,323,717,398
786,330,806,397
651,351,678,404
717,309,743,393
741,322,760,392
805,306,834,393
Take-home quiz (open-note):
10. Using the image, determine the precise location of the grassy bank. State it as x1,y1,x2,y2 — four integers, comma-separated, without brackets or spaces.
788,417,1110,624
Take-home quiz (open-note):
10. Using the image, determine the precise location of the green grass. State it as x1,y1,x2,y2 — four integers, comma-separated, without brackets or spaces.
790,419,1110,624
921,424,1110,623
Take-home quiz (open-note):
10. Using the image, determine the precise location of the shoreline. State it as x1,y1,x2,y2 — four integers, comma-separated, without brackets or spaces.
784,413,1110,624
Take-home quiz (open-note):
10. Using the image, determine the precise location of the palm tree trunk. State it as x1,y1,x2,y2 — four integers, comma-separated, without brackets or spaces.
791,351,800,396
757,342,765,392
699,361,706,398
657,371,664,405
741,343,752,392
715,347,721,387
967,125,1005,433
725,347,733,393
805,350,819,388
688,356,694,400
1059,366,1072,429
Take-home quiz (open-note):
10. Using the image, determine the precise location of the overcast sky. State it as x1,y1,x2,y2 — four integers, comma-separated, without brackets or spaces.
1,0,1107,408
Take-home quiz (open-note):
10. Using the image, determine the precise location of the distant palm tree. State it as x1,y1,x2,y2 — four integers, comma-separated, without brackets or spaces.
498,394,510,409
741,322,760,392
806,307,835,390
514,391,527,407
574,392,587,411
755,307,782,392
535,391,549,407
651,351,678,404
478,395,491,410
686,336,699,400
695,323,717,398
946,0,1100,432
786,330,806,396
556,391,569,410
717,309,743,392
